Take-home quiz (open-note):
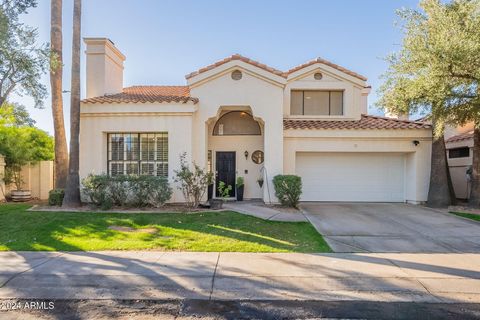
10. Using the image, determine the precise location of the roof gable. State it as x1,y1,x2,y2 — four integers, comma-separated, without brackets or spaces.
186,54,368,84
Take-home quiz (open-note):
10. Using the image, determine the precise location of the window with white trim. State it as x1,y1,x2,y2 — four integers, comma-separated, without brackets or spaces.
107,133,168,177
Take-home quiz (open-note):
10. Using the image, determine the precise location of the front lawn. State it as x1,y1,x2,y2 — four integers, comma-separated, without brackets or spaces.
451,211,480,222
0,204,331,252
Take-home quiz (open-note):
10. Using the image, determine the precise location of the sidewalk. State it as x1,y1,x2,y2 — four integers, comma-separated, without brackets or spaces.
1,251,480,303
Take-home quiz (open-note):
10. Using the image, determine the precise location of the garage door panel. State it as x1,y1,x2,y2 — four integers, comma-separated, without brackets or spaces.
296,153,405,202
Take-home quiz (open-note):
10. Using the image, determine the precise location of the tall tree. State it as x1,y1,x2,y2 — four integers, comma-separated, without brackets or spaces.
0,0,48,107
50,0,68,189
62,0,81,207
377,0,480,207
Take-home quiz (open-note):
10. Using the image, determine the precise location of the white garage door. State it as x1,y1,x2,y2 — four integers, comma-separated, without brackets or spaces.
296,152,405,202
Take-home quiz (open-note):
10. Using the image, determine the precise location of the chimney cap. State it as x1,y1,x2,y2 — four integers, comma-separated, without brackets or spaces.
83,37,125,61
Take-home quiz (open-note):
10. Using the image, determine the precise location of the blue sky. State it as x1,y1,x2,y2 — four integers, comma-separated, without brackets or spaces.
16,0,421,135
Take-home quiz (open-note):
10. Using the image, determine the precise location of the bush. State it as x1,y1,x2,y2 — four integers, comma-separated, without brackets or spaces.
174,153,213,208
81,174,172,209
48,189,64,206
273,175,302,208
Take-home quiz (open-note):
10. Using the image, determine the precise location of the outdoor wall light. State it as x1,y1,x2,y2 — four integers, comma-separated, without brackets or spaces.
413,140,420,146
244,150,249,159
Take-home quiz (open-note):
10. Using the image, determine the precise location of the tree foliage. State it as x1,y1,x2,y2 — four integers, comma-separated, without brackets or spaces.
0,0,48,107
0,102,35,126
377,0,480,135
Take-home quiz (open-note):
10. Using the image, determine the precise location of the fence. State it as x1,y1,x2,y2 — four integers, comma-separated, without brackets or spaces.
0,155,54,201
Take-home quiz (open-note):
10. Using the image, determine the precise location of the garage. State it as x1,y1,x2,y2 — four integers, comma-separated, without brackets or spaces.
296,152,405,202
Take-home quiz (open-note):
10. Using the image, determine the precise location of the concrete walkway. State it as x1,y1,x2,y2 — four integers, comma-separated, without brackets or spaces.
1,251,480,303
301,203,480,253
224,201,307,222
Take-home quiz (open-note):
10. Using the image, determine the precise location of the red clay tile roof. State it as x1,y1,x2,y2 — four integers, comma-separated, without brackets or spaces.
283,114,432,130
186,54,285,79
185,54,367,81
82,86,198,104
286,57,367,81
445,131,473,143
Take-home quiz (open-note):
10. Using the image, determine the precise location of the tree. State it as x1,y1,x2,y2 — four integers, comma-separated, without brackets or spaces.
50,0,68,189
377,0,480,207
0,124,54,190
0,102,35,126
0,0,48,107
62,0,81,207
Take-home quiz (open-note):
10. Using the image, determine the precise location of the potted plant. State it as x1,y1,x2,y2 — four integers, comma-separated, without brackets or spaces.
4,166,31,202
257,177,264,188
207,174,214,201
236,176,244,201
210,181,232,209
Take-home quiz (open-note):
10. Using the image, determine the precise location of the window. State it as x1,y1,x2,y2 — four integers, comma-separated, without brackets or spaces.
449,147,470,159
291,90,343,116
107,133,168,176
213,111,261,136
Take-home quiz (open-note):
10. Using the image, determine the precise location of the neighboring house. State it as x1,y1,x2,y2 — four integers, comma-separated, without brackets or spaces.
80,38,432,204
445,123,475,199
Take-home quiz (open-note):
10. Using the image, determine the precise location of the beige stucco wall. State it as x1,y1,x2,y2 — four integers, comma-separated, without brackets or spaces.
1,160,54,200
446,138,473,199
189,61,284,203
80,102,195,203
283,66,369,120
283,128,432,203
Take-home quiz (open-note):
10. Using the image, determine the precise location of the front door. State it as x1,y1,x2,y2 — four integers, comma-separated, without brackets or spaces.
216,151,236,198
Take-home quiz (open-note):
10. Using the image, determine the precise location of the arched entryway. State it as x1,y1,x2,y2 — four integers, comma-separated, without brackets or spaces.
207,108,264,199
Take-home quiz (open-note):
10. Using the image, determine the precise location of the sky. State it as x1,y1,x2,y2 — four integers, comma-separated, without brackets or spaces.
15,0,421,136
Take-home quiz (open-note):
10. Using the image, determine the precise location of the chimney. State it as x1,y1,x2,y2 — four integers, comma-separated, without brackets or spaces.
84,38,126,98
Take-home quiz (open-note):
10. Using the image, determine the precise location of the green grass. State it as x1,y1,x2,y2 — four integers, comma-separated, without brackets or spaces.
451,211,480,222
0,204,331,252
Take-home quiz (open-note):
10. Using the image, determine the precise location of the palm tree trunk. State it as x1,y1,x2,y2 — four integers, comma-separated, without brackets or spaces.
469,125,480,207
62,0,81,207
427,121,453,207
50,0,68,189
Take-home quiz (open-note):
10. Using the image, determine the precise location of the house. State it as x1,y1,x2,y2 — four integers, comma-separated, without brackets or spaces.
80,38,432,204
445,123,475,199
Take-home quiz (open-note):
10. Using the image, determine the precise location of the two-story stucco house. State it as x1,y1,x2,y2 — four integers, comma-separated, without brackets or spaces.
80,38,432,204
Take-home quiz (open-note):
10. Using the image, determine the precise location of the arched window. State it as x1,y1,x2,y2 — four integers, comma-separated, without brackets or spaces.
213,111,261,136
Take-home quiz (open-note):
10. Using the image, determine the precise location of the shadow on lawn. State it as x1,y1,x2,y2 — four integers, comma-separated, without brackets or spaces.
0,204,328,252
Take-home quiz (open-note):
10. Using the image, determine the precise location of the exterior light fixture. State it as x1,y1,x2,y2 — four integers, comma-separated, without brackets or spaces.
413,140,420,146
244,150,249,159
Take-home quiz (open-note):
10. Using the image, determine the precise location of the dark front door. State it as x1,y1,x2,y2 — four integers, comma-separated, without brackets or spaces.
216,151,236,198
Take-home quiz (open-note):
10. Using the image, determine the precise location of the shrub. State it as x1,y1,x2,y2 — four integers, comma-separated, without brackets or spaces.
218,181,232,201
145,176,172,207
273,175,302,208
81,174,173,209
48,189,64,206
236,176,244,187
81,174,112,209
174,153,213,208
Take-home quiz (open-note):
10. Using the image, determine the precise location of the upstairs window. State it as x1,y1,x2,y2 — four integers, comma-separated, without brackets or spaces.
449,147,470,159
291,90,343,116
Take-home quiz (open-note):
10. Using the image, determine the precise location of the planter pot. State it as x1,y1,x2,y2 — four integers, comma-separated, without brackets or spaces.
209,199,223,210
207,184,213,200
11,190,31,202
236,185,244,201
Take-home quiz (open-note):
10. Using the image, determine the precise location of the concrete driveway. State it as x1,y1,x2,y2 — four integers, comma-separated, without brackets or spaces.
301,203,480,253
